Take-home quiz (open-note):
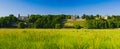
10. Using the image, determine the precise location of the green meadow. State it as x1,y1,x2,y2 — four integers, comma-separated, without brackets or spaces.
0,29,120,49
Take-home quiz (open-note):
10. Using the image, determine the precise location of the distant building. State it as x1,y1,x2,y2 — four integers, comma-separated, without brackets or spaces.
18,14,29,21
95,17,100,20
102,15,108,20
71,15,77,20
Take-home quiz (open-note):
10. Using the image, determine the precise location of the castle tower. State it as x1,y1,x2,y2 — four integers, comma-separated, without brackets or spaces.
18,14,20,18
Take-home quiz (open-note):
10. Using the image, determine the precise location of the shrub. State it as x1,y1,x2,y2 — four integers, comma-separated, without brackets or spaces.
55,24,61,29
63,26,74,28
74,25,82,29
17,22,25,28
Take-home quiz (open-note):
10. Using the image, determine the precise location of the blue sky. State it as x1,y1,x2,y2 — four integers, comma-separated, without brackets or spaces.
0,0,120,17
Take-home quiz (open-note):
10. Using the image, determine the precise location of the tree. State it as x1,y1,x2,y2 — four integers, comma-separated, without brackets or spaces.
86,20,94,29
81,14,86,19
28,14,41,23
77,15,79,19
33,18,43,28
55,24,61,29
17,22,25,28
74,25,82,29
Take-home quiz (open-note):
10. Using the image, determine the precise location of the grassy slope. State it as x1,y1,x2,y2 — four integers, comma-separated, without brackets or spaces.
0,29,120,49
64,19,86,28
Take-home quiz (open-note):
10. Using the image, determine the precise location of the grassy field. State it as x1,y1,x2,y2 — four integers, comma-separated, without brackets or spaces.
0,29,120,49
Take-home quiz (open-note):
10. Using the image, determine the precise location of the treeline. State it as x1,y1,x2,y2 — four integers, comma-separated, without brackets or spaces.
82,14,120,29
0,14,18,28
1,14,120,29
0,14,71,28
86,19,120,29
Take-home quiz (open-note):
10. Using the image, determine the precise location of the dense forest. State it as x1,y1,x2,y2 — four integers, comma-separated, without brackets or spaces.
0,14,120,29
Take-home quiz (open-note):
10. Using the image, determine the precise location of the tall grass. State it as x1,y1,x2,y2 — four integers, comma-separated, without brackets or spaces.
0,29,120,49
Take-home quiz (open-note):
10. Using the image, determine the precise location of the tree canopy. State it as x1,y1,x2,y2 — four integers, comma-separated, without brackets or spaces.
0,14,120,29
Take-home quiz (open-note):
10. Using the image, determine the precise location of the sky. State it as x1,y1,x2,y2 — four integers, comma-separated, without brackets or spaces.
0,0,120,17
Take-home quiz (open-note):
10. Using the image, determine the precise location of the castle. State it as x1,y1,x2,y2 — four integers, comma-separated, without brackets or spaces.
18,14,29,21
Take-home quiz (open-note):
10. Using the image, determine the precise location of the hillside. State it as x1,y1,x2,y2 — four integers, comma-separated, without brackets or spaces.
64,19,86,28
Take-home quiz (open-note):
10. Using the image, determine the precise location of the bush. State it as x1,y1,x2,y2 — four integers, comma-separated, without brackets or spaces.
55,24,61,29
17,22,25,28
63,26,74,28
74,25,82,29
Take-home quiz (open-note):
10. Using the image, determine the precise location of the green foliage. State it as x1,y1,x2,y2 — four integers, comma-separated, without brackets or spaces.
17,22,25,28
86,19,109,29
81,14,95,20
31,14,71,28
1,14,120,29
0,14,71,28
74,25,82,29
28,14,41,23
63,26,74,28
83,14,120,29
0,14,18,28
55,24,61,29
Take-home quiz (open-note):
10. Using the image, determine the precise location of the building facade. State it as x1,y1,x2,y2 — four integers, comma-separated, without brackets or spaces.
71,15,78,20
18,14,29,21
